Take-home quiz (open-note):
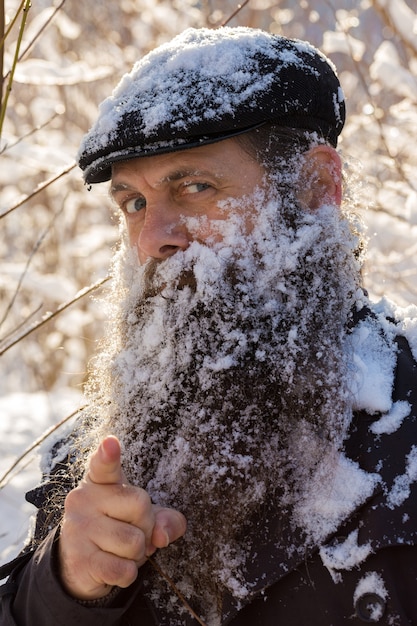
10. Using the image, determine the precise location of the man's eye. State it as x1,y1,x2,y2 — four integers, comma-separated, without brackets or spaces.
182,182,210,195
125,196,146,213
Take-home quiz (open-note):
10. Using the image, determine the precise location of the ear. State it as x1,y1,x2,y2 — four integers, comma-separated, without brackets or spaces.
299,145,342,211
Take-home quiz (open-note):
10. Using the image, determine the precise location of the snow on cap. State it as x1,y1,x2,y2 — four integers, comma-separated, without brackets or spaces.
78,26,346,184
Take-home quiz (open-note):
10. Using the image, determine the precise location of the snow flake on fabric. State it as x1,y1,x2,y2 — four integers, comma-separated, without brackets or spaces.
370,400,411,435
294,452,379,545
371,297,417,363
386,445,417,509
401,314,417,363
320,529,373,582
347,306,397,414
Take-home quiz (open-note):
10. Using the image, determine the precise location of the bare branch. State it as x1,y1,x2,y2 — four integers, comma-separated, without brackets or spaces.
1,109,63,153
148,556,208,626
368,204,410,223
0,163,77,219
0,276,110,356
0,0,31,139
0,205,64,329
372,0,417,57
0,303,43,344
17,0,67,64
221,0,249,27
0,0,4,112
323,0,415,193
0,406,84,489
0,0,25,48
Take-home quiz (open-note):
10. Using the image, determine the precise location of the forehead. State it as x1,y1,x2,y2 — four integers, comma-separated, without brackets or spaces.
110,138,255,184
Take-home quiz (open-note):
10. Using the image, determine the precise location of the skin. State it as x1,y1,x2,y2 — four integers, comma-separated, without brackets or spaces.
59,137,342,600
59,436,187,600
110,139,269,264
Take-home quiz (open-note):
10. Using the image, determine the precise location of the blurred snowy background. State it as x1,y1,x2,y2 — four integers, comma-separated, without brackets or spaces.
1,0,416,565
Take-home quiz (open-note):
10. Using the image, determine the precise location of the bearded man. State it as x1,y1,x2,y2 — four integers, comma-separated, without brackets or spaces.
1,27,417,626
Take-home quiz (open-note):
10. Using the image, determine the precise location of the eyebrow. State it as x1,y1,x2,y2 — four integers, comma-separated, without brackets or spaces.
109,168,222,199
109,182,135,198
162,168,215,182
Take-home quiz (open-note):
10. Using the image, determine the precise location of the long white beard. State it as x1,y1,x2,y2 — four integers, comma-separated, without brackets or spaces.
83,191,363,624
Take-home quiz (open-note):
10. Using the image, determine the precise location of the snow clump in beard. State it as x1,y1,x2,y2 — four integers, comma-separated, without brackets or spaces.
83,180,363,625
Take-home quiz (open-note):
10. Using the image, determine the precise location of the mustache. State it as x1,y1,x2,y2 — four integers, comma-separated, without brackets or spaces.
142,258,198,299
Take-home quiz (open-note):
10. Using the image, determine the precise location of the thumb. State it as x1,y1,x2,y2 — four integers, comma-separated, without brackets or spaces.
86,435,125,485
151,507,187,550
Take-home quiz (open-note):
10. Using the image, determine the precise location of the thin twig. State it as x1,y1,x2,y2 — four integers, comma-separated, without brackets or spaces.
0,0,30,138
1,0,67,84
0,303,42,344
0,110,62,154
0,275,110,355
147,556,208,626
0,0,4,113
0,0,25,48
16,0,67,64
368,203,409,223
0,406,83,489
0,205,64,329
323,0,415,193
0,163,77,219
221,0,249,27
371,0,417,57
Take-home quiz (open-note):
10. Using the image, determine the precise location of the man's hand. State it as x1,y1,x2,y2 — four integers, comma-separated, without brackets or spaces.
58,435,186,600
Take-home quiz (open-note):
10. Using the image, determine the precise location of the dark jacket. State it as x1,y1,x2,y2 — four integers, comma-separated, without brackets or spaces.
1,317,417,625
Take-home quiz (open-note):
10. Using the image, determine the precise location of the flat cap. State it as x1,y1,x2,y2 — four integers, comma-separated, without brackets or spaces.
78,26,345,184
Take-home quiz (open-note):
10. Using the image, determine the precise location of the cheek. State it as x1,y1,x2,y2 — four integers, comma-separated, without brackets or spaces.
126,220,142,249
188,206,254,243
180,214,213,241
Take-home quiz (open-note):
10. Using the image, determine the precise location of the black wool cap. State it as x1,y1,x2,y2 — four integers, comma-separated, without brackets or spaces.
78,27,345,184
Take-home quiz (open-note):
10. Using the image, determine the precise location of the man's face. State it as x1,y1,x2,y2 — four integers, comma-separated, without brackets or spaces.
110,138,267,264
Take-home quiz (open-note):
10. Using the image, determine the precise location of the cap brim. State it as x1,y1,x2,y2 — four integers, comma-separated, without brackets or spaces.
83,121,267,184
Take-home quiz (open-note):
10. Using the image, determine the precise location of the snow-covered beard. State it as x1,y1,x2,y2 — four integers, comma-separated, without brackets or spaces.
83,188,362,625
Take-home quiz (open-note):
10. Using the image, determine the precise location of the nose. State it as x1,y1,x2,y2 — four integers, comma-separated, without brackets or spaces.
135,203,190,264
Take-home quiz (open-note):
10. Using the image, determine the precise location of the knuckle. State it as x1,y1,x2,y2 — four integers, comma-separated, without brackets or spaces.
61,506,97,542
128,486,151,510
117,485,152,520
126,526,146,558
95,554,137,588
118,560,139,587
64,485,84,511
119,525,146,556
